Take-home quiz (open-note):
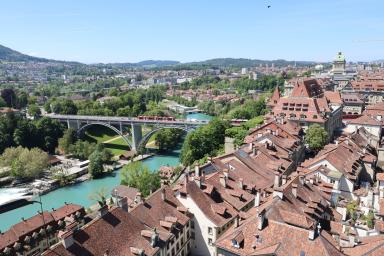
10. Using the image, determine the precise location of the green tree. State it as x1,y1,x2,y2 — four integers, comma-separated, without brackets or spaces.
364,210,375,229
225,126,248,146
36,117,64,153
88,149,104,178
13,119,38,148
180,119,229,165
0,147,49,179
28,104,41,118
155,128,184,152
58,129,77,154
304,124,328,152
120,161,160,197
69,140,97,160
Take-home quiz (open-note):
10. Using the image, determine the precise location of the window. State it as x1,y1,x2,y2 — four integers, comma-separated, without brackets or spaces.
208,238,213,245
190,220,194,229
208,227,213,235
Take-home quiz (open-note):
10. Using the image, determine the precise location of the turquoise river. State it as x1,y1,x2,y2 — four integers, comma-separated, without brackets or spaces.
0,113,212,231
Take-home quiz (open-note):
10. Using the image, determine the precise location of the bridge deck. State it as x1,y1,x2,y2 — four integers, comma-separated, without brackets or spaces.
46,114,210,126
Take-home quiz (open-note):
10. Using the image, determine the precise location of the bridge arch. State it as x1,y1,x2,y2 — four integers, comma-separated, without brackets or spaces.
77,122,132,149
137,126,194,151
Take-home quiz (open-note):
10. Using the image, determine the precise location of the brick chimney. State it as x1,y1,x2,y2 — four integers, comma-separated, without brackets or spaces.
239,178,244,189
232,216,239,229
281,175,287,185
292,183,298,198
220,175,227,188
257,210,265,230
161,188,166,201
274,171,281,187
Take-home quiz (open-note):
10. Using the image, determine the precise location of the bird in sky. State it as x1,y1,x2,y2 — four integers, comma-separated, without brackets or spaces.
268,5,271,8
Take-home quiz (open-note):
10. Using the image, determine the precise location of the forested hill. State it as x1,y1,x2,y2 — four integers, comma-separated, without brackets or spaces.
0,44,50,62
0,44,316,68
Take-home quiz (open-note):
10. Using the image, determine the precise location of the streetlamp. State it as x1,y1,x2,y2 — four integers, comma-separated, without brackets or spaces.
30,190,50,250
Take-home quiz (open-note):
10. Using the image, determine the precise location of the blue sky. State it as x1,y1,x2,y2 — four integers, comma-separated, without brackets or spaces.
1,0,383,63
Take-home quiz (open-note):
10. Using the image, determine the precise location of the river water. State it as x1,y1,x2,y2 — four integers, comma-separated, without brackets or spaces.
0,113,212,232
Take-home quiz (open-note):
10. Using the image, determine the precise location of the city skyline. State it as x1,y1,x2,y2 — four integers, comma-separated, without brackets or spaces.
1,0,383,63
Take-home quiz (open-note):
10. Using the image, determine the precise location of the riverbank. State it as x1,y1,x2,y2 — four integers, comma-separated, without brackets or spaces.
0,112,212,231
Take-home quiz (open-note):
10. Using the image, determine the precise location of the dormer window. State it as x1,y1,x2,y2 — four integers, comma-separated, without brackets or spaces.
232,239,240,248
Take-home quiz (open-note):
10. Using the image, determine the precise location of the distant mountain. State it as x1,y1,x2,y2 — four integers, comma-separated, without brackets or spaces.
0,44,51,62
108,60,180,68
0,44,316,68
136,60,180,67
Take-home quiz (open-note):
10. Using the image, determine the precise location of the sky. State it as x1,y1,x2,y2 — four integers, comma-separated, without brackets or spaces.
0,0,383,63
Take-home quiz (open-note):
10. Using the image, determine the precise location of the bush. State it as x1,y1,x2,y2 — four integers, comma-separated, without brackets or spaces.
0,146,49,179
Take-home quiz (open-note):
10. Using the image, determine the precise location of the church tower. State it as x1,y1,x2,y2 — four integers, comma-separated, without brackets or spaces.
332,52,346,75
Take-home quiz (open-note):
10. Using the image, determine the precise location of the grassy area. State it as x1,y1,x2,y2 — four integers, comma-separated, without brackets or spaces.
83,125,130,156
82,124,162,156
84,125,118,143
103,137,130,156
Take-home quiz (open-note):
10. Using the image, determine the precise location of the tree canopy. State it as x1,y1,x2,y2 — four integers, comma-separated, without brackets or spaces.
0,146,49,179
120,161,160,197
180,119,229,165
304,124,328,152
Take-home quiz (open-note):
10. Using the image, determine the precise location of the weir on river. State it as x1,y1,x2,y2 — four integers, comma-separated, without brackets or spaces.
0,113,212,232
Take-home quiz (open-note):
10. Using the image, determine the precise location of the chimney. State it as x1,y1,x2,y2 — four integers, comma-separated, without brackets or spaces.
275,129,279,136
349,235,356,247
135,192,143,204
104,250,110,256
58,230,74,249
274,171,281,187
223,168,229,178
161,188,166,201
252,146,257,156
151,229,159,247
239,178,244,189
118,197,128,212
98,205,109,218
281,175,287,185
195,165,200,177
249,142,253,151
309,177,314,184
234,216,240,228
201,171,205,184
299,175,305,185
254,190,261,207
257,210,265,230
308,229,315,240
220,175,227,188
292,184,298,198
